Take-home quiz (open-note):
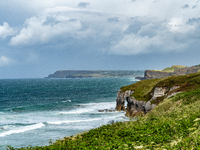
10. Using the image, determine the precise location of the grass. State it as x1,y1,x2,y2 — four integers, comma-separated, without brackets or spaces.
120,78,165,101
121,72,200,103
162,65,186,73
8,72,200,150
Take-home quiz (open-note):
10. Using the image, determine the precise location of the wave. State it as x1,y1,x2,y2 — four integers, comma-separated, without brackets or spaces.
0,111,5,114
62,100,71,103
59,101,117,115
130,77,140,82
59,108,94,115
47,118,102,125
48,113,127,125
0,123,45,137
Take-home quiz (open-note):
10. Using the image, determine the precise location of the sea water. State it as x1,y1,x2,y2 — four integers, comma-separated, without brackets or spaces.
0,77,138,149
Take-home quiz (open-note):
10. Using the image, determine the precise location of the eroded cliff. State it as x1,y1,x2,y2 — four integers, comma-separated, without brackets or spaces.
139,65,200,80
116,86,180,117
116,72,200,117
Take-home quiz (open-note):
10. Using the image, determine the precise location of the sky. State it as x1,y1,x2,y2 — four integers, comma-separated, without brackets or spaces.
0,0,200,78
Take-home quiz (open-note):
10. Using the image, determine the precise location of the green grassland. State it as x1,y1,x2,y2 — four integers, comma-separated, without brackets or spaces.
149,65,187,73
162,65,186,72
9,73,200,150
121,72,200,103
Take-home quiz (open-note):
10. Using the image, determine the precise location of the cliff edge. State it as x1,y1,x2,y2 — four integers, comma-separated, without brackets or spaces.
116,72,200,117
137,65,200,80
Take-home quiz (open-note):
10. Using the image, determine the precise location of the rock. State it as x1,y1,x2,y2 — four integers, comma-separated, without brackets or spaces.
108,120,115,124
116,90,133,111
151,87,168,100
140,66,200,80
116,85,182,117
144,70,171,80
98,110,104,112
98,109,116,112
135,76,145,80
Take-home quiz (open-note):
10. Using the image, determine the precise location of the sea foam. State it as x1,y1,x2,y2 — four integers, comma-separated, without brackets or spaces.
47,118,102,125
0,123,45,137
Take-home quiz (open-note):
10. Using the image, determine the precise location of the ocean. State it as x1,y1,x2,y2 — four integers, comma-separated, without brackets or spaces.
0,77,138,149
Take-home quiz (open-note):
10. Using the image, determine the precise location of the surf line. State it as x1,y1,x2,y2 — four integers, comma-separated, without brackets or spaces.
0,123,45,137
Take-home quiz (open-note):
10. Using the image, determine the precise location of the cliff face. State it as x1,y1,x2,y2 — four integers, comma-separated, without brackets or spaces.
143,66,200,80
144,70,171,80
117,71,200,117
116,86,181,117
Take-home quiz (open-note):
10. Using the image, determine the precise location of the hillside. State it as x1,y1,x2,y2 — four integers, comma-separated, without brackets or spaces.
117,72,200,117
137,65,200,80
46,70,144,78
10,72,200,149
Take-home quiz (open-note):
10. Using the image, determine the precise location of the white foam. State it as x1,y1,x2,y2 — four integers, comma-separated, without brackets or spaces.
130,77,140,82
62,100,71,103
0,111,5,114
59,101,117,115
105,114,127,120
47,118,102,125
59,108,94,115
82,101,116,107
0,123,45,137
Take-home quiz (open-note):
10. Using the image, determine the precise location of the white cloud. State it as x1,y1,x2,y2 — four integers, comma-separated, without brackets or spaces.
109,17,193,55
0,56,14,67
4,0,200,55
0,22,15,39
10,10,85,46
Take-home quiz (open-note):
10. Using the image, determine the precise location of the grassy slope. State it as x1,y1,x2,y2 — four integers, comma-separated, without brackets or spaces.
121,72,200,102
9,73,200,150
162,65,186,73
149,65,186,73
120,78,165,101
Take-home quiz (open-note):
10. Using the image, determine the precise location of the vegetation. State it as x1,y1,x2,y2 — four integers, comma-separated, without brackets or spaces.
149,65,186,73
162,65,186,72
47,70,144,78
121,78,165,101
121,72,200,102
8,72,200,149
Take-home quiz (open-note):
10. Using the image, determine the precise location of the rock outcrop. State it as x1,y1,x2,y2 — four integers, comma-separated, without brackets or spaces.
116,90,133,111
116,86,181,117
144,70,171,80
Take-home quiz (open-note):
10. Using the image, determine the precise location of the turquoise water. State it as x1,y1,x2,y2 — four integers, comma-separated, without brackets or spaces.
0,78,137,149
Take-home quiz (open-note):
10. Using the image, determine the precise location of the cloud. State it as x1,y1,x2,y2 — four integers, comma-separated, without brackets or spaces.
187,17,200,25
5,0,200,56
78,2,90,8
10,10,86,46
107,17,119,22
182,4,189,9
0,22,15,39
108,17,194,55
0,56,14,67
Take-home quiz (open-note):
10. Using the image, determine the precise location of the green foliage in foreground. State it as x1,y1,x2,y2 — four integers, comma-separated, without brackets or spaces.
8,89,200,149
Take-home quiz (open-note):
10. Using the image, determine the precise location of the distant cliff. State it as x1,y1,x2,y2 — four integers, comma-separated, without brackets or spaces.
46,70,144,78
137,65,200,80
